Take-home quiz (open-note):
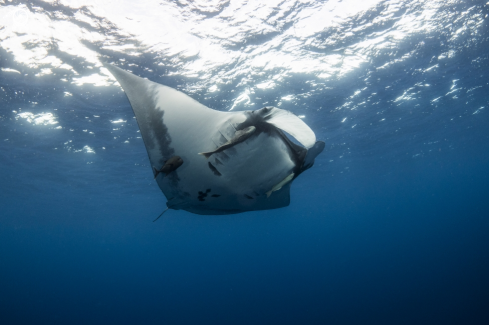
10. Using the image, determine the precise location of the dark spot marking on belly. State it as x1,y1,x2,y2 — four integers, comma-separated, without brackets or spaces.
198,189,210,201
244,194,253,200
208,162,222,176
211,194,221,198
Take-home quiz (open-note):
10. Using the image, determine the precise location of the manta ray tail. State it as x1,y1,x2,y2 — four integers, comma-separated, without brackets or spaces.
153,208,169,222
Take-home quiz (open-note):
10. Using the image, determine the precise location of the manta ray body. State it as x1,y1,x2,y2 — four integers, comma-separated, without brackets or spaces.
105,64,325,215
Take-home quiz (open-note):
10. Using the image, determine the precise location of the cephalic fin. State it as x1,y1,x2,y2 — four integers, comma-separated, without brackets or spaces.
266,172,295,198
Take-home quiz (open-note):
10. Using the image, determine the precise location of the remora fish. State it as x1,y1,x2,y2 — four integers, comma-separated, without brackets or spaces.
153,156,183,178
199,126,256,158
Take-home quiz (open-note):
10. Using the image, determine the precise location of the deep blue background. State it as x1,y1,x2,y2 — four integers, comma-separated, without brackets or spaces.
1,127,488,324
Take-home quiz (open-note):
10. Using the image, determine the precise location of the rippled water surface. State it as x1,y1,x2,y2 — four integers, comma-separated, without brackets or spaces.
1,1,489,324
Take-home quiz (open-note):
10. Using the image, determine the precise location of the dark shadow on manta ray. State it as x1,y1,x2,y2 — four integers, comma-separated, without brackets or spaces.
104,64,325,215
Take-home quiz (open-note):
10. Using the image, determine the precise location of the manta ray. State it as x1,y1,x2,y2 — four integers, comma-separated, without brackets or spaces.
105,64,325,215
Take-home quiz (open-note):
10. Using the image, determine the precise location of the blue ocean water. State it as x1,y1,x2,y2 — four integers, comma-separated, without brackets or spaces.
1,0,489,324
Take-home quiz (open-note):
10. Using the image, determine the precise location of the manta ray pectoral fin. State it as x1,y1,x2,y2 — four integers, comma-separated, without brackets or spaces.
104,63,322,215
266,172,295,198
262,107,316,149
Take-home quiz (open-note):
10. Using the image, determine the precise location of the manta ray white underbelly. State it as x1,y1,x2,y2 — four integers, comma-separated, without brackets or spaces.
105,64,325,215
